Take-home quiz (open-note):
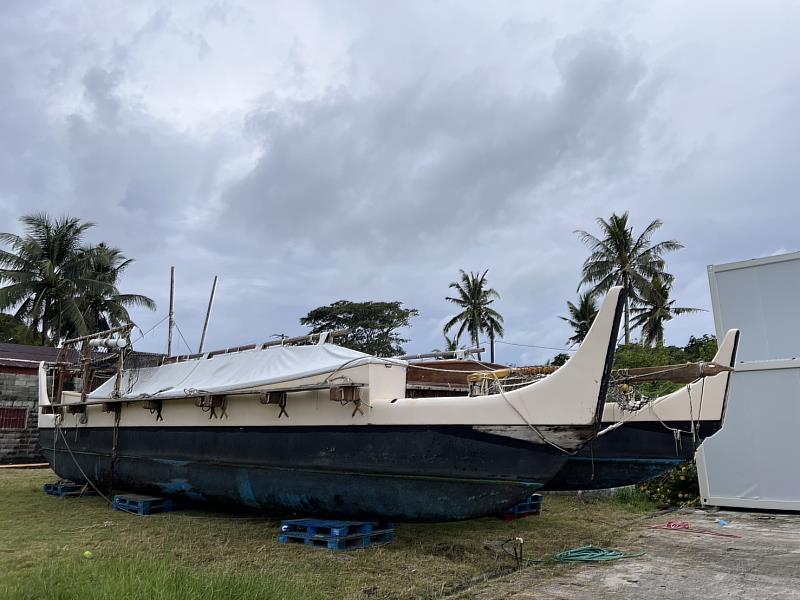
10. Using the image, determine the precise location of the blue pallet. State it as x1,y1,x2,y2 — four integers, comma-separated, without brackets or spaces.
279,529,394,550
113,494,173,516
501,493,543,520
43,482,97,498
280,518,394,538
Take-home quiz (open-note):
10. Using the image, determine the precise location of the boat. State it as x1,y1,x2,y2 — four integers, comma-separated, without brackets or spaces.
542,328,740,491
38,287,624,521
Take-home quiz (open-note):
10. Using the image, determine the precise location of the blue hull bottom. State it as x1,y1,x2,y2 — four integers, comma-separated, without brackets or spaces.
40,425,568,521
543,421,719,491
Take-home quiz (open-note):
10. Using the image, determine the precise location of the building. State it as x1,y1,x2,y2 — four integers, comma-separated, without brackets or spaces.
0,342,163,464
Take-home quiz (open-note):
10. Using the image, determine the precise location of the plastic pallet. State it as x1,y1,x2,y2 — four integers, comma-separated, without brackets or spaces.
279,518,393,539
279,529,394,550
113,494,173,516
43,482,97,498
501,494,543,520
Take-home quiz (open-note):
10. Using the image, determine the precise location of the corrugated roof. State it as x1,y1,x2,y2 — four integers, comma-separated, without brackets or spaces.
0,343,74,367
0,343,164,370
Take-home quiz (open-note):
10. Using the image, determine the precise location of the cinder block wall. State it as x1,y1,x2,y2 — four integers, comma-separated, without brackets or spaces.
0,370,42,464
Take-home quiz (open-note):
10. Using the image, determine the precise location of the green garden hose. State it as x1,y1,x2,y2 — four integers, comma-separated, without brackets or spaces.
501,539,644,566
553,545,644,563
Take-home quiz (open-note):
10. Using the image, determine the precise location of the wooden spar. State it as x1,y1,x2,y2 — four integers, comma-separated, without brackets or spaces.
614,362,734,384
198,275,218,354
467,362,733,384
167,266,175,357
260,329,349,349
398,347,484,361
163,329,351,364
61,324,133,346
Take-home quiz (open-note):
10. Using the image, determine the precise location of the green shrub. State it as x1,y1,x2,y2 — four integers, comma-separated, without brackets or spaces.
639,460,700,507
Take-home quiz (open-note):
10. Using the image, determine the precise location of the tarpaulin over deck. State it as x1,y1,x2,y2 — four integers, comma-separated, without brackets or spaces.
88,344,393,400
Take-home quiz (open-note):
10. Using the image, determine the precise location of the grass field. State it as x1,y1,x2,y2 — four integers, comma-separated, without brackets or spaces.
0,469,654,599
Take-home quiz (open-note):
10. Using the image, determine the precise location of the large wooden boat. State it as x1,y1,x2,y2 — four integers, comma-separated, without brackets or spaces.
543,329,740,491
38,288,624,521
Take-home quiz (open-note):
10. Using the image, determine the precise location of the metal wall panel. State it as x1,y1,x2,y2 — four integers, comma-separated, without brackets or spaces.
699,252,800,510
708,252,800,362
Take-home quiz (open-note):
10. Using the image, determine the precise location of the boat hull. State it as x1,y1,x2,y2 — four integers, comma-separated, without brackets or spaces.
40,424,578,521
542,421,721,491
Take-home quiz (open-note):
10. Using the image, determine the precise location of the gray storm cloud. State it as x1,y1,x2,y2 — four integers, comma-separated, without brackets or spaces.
1,1,799,362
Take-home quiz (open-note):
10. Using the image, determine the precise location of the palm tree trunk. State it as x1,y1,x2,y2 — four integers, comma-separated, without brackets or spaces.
473,325,481,361
624,298,630,344
623,273,630,344
490,332,495,363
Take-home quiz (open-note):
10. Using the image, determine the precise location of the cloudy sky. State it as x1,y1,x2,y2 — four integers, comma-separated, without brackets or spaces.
1,1,798,363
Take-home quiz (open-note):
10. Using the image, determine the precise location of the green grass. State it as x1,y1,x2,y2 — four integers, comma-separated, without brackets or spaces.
611,486,659,512
0,469,648,600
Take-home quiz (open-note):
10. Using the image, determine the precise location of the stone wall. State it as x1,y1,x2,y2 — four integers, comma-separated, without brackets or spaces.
0,369,42,464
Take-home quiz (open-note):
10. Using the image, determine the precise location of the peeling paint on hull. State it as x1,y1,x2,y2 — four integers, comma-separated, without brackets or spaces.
40,425,567,521
543,421,721,491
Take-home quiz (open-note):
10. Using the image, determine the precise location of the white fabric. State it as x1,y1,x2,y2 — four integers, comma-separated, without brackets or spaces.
88,344,390,400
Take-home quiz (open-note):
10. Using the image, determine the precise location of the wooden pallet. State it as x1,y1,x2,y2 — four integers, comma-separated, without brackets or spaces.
279,518,395,550
112,494,173,516
43,482,97,498
279,528,394,550
501,493,543,520
280,518,393,538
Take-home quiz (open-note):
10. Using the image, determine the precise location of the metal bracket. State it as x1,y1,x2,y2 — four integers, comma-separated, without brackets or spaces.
260,391,289,418
329,385,364,417
143,400,164,422
195,395,228,419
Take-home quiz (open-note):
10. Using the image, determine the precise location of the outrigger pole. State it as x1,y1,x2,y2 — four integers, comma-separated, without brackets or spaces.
167,266,175,357
198,275,218,354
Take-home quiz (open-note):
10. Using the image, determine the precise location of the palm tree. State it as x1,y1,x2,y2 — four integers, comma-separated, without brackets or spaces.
0,213,102,343
0,213,155,344
80,243,156,333
631,275,702,346
443,269,504,362
431,334,463,358
560,292,598,346
575,212,683,344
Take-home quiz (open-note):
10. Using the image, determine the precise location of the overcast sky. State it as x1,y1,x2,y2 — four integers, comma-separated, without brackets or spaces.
1,1,799,363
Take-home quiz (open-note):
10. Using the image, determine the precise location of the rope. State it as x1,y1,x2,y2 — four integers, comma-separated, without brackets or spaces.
648,520,741,539
131,315,169,343
491,340,576,352
463,355,577,455
173,321,194,354
54,419,113,505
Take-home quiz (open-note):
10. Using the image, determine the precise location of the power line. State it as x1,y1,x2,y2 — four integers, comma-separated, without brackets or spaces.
488,339,577,353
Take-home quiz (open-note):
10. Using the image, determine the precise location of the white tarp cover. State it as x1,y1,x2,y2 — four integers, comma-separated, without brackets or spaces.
88,344,389,400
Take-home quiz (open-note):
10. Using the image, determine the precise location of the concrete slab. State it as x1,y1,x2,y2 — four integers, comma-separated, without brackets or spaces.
460,508,800,599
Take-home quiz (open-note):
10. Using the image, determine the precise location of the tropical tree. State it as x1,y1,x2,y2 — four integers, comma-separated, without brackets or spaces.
300,300,418,357
80,243,156,333
0,213,155,344
443,269,504,362
0,313,40,345
575,212,683,344
0,214,99,343
431,334,464,357
631,275,702,346
559,292,598,346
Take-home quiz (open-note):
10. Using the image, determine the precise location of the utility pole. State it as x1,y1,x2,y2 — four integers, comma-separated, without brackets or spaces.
167,266,175,356
198,275,218,354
